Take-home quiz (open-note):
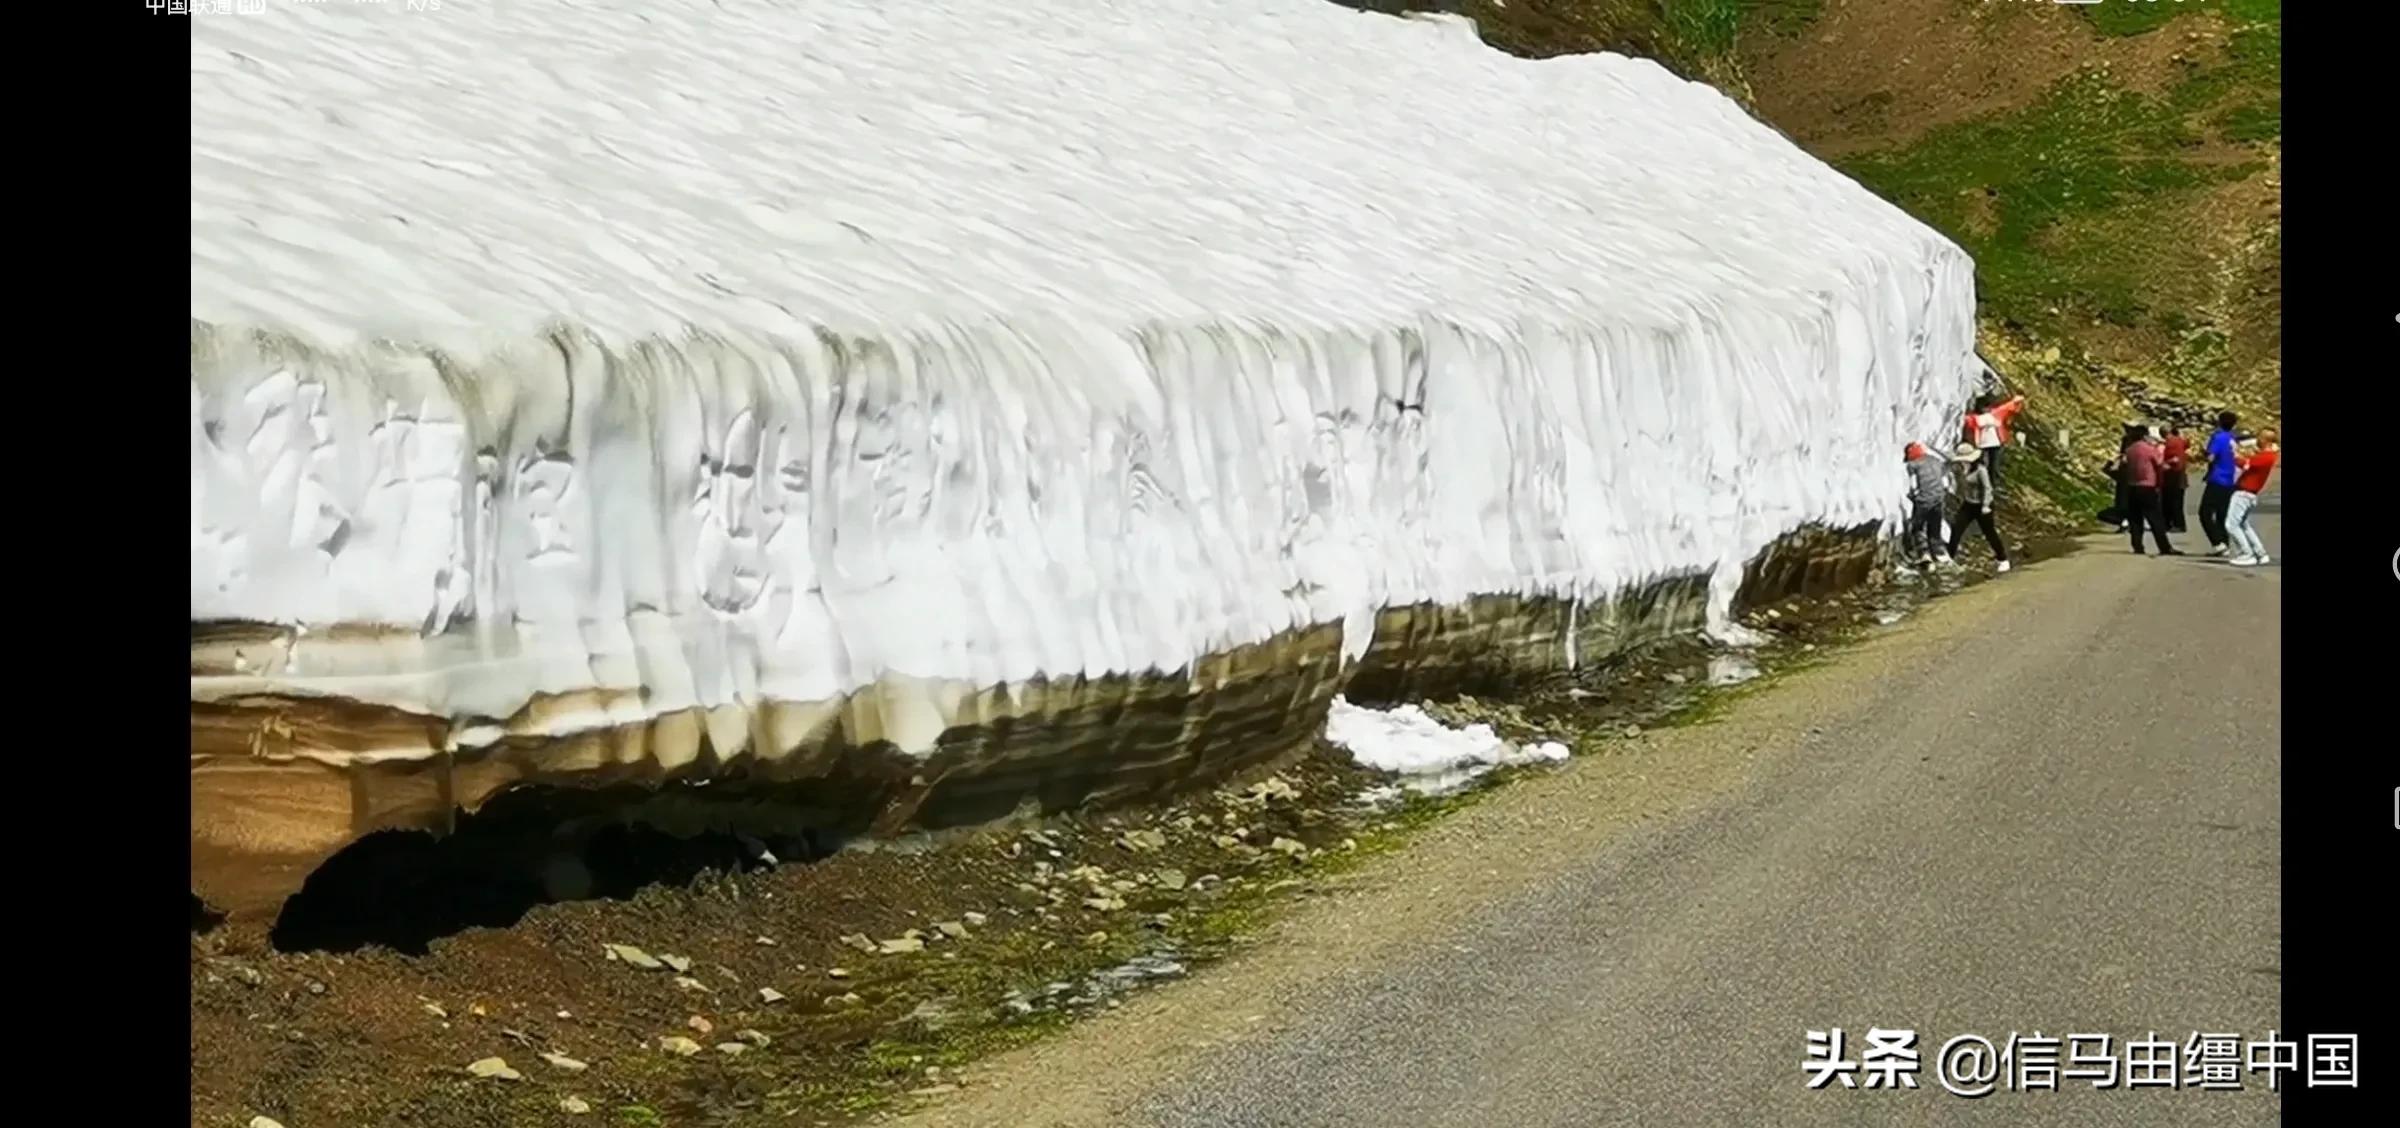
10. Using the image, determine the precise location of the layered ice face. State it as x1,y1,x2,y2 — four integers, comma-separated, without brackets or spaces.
188,0,1979,758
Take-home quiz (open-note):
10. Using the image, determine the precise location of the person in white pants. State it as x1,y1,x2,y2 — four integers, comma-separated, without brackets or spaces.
2225,428,2277,566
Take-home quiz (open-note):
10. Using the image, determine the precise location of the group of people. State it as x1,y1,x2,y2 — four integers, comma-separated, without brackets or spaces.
2105,411,2277,565
1894,391,2279,575
1898,392,2024,573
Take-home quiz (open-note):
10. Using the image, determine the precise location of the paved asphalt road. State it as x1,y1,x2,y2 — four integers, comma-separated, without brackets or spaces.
905,481,2281,1128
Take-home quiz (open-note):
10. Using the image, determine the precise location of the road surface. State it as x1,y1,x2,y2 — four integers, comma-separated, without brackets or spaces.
899,485,2281,1127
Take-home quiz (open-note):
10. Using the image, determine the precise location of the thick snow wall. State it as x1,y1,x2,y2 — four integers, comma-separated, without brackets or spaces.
189,0,1981,764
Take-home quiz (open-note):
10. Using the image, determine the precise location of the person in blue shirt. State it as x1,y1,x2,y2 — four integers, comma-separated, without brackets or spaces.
2197,411,2240,553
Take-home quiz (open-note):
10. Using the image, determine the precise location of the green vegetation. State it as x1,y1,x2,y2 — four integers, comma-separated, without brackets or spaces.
2078,1,2185,39
1838,1,2278,335
1843,70,2240,329
2082,0,2280,39
1659,0,1745,58
1428,0,1820,81
1731,0,1824,40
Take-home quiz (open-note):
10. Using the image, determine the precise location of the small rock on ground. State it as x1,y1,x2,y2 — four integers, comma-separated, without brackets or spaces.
601,944,664,971
465,1057,522,1082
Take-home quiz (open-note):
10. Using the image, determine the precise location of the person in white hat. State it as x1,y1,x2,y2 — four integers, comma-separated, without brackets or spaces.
1942,442,2011,573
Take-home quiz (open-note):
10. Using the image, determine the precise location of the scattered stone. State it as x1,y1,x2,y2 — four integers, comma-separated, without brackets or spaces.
659,1036,704,1057
249,1118,286,1128
1623,725,1643,739
465,1057,523,1082
1082,895,1126,911
838,933,879,954
687,1015,715,1036
1155,869,1188,891
827,968,852,979
467,1003,489,1018
540,1051,589,1073
1247,777,1300,803
559,1096,592,1115
1664,672,1688,684
1339,838,1358,851
1212,834,1243,850
659,953,693,974
824,992,864,1009
758,987,787,1005
735,1028,772,1048
879,936,927,954
714,1042,750,1057
602,944,665,970
935,920,969,940
306,980,327,996
963,911,989,927
1268,837,1307,857
755,935,778,946
1120,828,1169,852
674,976,713,993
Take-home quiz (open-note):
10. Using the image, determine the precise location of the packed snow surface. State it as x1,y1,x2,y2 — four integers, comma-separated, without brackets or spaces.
1326,698,1569,793
188,0,1981,752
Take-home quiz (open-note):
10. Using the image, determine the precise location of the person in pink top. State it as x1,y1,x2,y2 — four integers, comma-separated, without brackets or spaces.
1961,392,2027,498
2120,426,2182,556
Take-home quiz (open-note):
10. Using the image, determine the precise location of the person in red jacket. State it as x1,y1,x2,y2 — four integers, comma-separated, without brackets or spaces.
2225,428,2278,566
2159,425,2191,533
1961,392,2027,499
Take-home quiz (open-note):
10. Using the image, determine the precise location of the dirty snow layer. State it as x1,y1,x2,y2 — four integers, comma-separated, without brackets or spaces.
188,0,1980,753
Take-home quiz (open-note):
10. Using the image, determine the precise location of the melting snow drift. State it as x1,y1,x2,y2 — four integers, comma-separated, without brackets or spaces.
1327,698,1569,795
189,0,1980,760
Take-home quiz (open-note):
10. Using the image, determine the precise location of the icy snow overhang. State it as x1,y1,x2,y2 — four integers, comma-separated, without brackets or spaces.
189,0,1979,915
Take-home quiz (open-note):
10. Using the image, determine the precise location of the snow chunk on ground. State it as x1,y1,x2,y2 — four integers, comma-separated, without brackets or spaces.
1326,697,1568,797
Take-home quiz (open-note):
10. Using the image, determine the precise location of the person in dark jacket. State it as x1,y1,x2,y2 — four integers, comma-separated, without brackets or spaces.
1944,442,2010,573
1902,441,1950,566
2098,422,2142,528
2121,426,2182,556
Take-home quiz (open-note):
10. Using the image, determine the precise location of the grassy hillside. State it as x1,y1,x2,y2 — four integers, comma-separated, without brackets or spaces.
1338,0,2282,530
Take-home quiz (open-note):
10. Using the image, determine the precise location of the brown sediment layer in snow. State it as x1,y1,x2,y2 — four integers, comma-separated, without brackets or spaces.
190,523,1883,923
